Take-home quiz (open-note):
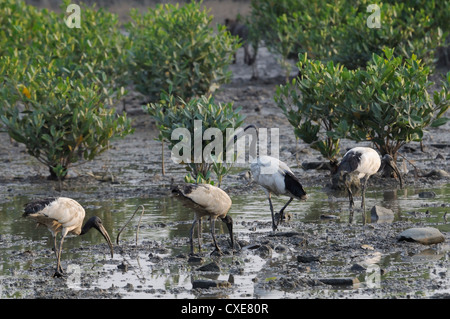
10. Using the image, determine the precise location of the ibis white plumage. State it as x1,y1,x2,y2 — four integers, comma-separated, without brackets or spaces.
172,184,234,255
23,197,114,277
235,125,307,231
337,147,403,223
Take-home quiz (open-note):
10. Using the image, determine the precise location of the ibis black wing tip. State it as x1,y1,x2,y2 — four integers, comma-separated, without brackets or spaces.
171,184,200,197
284,170,307,199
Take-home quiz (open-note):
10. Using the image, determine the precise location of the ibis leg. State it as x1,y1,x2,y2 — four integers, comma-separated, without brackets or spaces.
361,175,370,224
267,194,277,231
53,236,64,275
278,197,294,226
197,218,202,252
53,234,66,278
344,174,355,223
189,219,198,255
210,218,223,255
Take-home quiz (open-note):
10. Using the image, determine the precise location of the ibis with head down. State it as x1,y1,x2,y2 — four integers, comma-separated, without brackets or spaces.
23,197,114,277
233,125,308,231
172,183,234,255
337,147,404,223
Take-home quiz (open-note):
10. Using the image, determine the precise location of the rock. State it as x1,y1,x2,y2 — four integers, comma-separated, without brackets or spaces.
361,244,374,250
255,244,272,258
423,169,449,178
397,227,445,245
196,261,220,272
371,205,394,223
268,231,302,237
192,280,231,289
297,254,321,263
318,278,359,286
274,244,288,253
418,191,437,198
188,255,205,264
117,261,128,272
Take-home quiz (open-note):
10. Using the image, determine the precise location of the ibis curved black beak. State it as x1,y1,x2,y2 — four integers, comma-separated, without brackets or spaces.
82,216,114,258
97,223,114,258
387,159,403,189
221,215,234,250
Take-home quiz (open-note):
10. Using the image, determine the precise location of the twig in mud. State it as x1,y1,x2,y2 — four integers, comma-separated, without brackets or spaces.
116,205,145,246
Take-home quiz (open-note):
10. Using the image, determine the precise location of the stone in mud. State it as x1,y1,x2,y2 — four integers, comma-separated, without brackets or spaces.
423,169,449,178
268,231,302,237
256,244,272,258
274,244,288,253
418,191,437,198
371,205,394,223
117,261,128,272
188,255,205,264
297,254,321,263
319,278,359,286
397,227,445,245
196,261,220,272
192,280,231,289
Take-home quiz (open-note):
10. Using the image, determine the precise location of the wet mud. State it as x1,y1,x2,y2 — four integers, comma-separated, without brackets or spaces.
1,1,450,300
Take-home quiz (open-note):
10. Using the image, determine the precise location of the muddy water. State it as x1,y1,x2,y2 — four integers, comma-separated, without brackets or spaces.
1,183,449,298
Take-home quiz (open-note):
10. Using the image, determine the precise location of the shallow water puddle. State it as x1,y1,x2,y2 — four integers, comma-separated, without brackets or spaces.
0,183,449,298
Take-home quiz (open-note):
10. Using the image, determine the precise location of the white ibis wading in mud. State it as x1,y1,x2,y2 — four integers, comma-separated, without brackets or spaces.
172,184,234,255
23,197,114,277
337,147,403,223
233,125,307,231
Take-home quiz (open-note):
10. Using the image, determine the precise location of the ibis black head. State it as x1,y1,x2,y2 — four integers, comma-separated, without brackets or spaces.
381,154,403,189
81,216,114,258
221,215,234,250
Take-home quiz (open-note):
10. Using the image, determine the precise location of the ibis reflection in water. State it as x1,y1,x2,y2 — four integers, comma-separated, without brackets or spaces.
23,197,114,277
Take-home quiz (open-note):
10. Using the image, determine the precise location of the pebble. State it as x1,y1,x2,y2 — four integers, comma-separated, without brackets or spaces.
192,280,231,289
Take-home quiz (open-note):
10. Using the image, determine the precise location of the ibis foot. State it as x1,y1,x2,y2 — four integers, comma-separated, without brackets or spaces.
210,248,223,257
52,270,65,278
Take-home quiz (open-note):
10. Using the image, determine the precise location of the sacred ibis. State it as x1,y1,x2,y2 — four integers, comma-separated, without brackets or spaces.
232,124,307,231
23,197,114,277
337,147,403,223
172,184,234,255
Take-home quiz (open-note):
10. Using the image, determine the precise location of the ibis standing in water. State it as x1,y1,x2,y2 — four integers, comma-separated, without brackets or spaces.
23,197,114,277
172,184,234,255
233,125,308,231
337,147,404,223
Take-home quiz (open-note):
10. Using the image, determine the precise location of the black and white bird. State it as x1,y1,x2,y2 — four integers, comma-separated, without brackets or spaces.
233,125,307,231
337,147,404,223
172,184,234,255
23,197,114,277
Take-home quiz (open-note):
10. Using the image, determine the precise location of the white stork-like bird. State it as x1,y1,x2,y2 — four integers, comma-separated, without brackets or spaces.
337,147,404,223
172,184,234,255
233,125,307,231
23,197,114,277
